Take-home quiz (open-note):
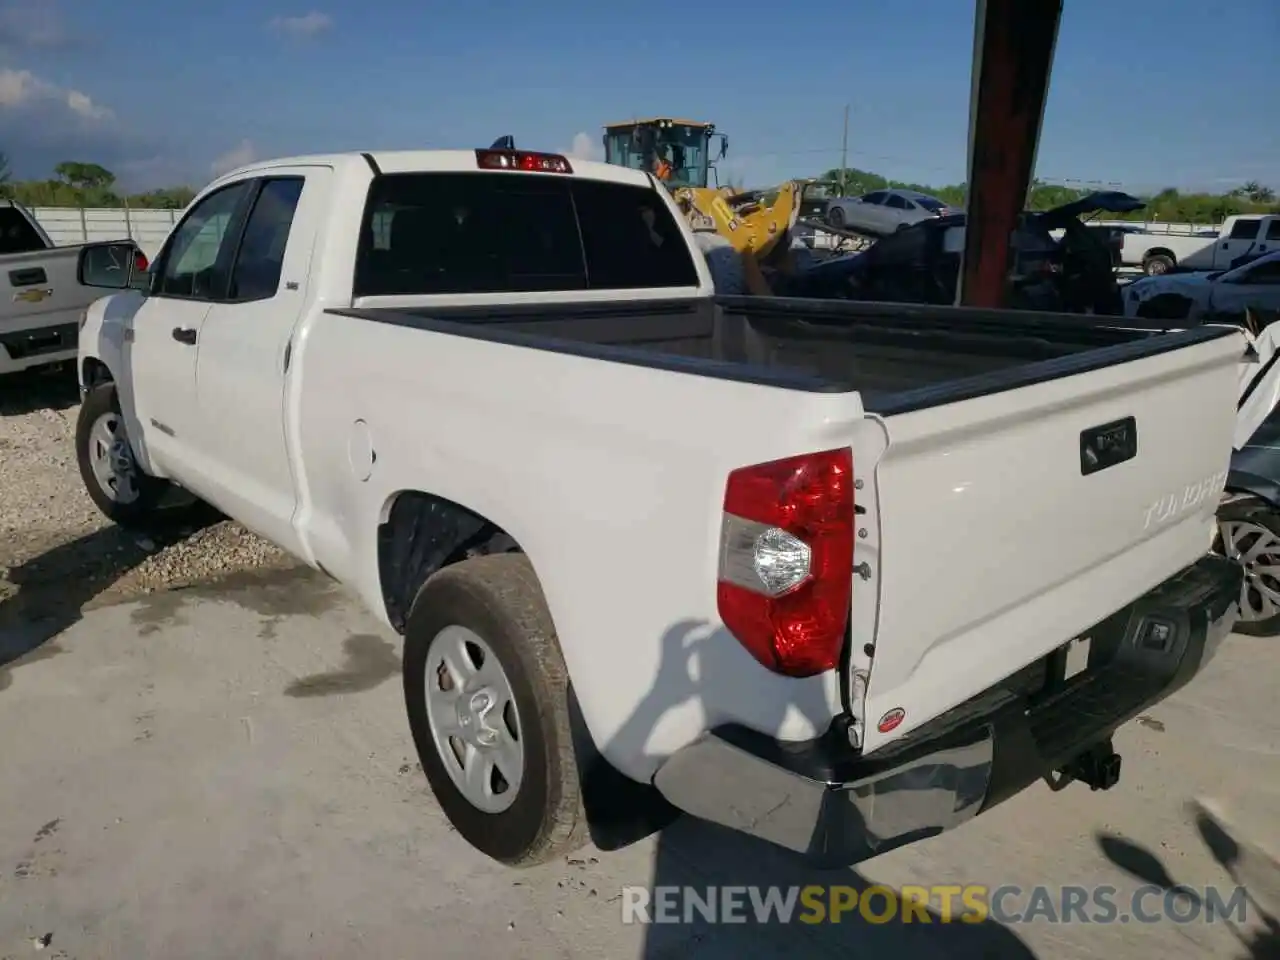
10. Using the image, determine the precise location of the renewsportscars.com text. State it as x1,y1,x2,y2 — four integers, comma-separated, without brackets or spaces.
620,884,1250,926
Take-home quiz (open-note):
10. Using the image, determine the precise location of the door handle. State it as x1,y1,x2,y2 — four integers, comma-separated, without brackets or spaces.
172,327,198,345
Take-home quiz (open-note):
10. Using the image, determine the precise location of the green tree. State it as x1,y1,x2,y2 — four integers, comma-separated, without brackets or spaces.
127,186,196,209
54,161,115,191
1242,181,1276,205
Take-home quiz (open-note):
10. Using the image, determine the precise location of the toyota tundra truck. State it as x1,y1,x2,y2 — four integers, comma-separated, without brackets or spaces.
72,146,1256,869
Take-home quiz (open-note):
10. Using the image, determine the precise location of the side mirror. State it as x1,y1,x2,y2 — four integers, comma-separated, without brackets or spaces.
77,241,145,292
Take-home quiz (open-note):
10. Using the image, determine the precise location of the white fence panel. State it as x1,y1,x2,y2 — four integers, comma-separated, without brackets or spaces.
29,207,183,259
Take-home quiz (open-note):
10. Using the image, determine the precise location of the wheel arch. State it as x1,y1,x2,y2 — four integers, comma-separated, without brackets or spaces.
1224,469,1280,512
375,489,531,635
80,356,113,390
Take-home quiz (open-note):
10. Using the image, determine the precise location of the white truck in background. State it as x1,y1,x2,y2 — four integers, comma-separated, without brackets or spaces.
1123,214,1280,276
73,146,1258,869
0,199,145,377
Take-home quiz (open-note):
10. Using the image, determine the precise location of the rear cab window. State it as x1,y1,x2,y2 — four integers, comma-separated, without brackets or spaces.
0,206,47,255
353,172,700,297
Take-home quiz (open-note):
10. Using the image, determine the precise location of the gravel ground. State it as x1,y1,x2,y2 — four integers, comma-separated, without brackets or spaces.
0,366,298,622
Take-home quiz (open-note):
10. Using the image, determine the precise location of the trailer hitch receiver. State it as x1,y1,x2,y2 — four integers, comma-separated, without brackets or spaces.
1045,739,1122,792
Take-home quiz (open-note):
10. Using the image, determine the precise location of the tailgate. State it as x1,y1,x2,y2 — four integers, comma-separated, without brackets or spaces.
857,329,1243,753
1,249,85,336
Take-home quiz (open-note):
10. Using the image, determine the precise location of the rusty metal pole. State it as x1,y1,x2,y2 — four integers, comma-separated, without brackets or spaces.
956,0,1063,309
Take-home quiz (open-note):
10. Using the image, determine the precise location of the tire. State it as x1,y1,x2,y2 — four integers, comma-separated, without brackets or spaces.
74,382,183,529
827,205,845,228
1215,498,1280,637
1143,253,1174,276
403,553,587,866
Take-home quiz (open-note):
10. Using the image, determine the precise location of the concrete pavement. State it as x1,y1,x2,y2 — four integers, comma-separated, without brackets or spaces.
0,568,1277,959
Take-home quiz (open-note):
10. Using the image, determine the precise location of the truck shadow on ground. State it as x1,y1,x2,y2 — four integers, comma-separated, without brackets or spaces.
578,619,1038,959
0,521,212,690
0,364,80,416
1096,802,1280,960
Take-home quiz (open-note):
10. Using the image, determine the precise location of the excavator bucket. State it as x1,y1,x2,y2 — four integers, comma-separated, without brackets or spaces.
957,0,1063,308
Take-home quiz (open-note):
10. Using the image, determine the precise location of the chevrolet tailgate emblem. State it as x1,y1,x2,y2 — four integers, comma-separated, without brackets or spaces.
14,288,52,303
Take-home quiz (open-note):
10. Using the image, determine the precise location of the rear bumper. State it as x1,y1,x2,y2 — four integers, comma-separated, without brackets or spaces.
652,553,1241,867
0,322,78,375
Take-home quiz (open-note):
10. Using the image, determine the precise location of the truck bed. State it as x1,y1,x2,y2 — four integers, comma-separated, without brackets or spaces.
333,295,1231,414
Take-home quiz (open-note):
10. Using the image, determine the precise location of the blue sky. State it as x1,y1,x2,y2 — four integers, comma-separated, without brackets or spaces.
1,0,1275,193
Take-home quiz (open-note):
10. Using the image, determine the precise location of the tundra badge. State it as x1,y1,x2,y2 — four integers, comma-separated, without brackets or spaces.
1143,470,1229,531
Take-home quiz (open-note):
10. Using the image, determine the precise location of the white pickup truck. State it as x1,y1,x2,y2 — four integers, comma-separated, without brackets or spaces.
0,199,146,377
1123,214,1280,276
73,147,1256,869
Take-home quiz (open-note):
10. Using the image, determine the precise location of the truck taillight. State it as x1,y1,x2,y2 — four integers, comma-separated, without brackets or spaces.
716,448,854,677
134,250,149,272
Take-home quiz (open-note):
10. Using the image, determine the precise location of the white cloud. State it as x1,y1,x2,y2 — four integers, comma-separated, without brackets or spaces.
268,11,332,38
0,66,189,186
560,131,604,162
0,67,112,120
210,139,257,176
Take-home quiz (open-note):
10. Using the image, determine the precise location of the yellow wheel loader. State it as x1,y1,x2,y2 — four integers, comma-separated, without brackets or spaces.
600,118,879,270
601,118,807,261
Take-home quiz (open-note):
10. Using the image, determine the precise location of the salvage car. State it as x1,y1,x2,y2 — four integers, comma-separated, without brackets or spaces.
1125,250,1280,323
72,147,1262,871
778,191,1145,316
825,188,955,234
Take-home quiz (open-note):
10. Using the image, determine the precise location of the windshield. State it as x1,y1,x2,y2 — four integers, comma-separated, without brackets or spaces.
914,196,948,213
1220,251,1280,284
605,125,710,188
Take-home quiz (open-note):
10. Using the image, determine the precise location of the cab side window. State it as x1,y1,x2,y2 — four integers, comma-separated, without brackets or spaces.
156,182,253,299
1229,219,1261,241
228,178,305,301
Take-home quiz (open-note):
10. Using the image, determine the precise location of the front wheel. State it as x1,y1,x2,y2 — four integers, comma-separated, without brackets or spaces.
403,553,588,866
1216,499,1280,637
75,382,187,529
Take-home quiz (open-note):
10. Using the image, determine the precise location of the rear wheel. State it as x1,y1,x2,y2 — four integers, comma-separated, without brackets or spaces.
1143,253,1174,276
1216,499,1280,637
402,554,587,866
827,205,846,228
